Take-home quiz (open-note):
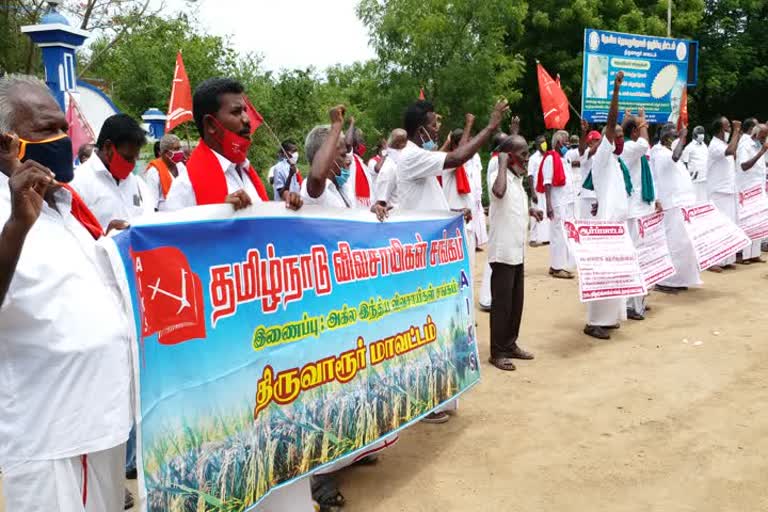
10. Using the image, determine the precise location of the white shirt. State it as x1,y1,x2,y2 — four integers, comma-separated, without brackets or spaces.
566,147,582,203
367,156,382,185
527,151,543,180
441,165,475,213
623,137,654,218
655,145,696,209
580,151,597,199
71,154,154,228
395,141,449,211
162,149,264,211
591,137,629,221
707,136,736,195
143,161,188,210
468,153,484,203
299,177,350,208
374,157,399,208
487,154,499,190
0,174,132,470
540,151,574,208
487,168,528,265
736,136,767,191
682,139,709,183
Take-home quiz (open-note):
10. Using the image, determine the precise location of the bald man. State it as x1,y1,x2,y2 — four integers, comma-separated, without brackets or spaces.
487,135,543,371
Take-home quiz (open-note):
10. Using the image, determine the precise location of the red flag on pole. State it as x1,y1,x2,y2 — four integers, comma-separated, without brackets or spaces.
242,95,264,134
166,51,193,132
677,86,689,131
418,88,425,100
66,94,95,160
536,62,570,130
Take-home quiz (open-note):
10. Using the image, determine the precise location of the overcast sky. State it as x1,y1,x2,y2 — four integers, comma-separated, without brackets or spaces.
167,0,377,72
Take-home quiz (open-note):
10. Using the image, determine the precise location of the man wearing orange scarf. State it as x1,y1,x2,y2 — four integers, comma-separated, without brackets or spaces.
163,77,302,212
144,134,186,210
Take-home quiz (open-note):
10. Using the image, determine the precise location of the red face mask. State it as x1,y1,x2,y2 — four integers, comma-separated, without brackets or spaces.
108,148,135,180
356,143,367,156
170,150,186,163
614,137,625,155
209,116,251,164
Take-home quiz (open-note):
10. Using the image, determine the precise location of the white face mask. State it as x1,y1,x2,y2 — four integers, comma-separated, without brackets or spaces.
696,134,705,143
724,131,731,142
289,152,299,165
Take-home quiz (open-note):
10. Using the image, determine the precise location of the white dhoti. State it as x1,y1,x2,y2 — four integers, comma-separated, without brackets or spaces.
693,182,709,204
466,223,477,274
1,443,126,512
257,478,315,512
530,192,550,243
658,207,703,287
743,239,763,259
587,298,627,326
711,192,737,265
626,219,647,315
479,263,492,308
315,434,400,476
471,199,489,248
549,203,575,270
579,197,597,220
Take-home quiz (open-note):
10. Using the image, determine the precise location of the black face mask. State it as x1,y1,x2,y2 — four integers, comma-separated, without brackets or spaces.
18,134,74,183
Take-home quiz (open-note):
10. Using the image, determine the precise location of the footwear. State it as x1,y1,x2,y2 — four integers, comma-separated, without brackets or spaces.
489,357,516,371
655,284,681,294
584,325,610,340
604,323,621,330
126,467,137,480
749,257,766,264
550,269,574,279
722,264,736,270
125,489,134,510
478,303,491,313
422,411,451,424
737,259,752,265
510,346,535,360
627,310,645,321
529,241,542,248
708,265,724,273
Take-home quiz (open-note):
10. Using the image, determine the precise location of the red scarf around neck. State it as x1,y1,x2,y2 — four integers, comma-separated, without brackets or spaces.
454,165,471,195
535,150,566,194
352,154,371,203
186,140,268,205
60,183,104,240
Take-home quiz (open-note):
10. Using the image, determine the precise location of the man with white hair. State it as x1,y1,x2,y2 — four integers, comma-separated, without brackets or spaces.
538,129,576,279
0,74,132,511
144,133,187,210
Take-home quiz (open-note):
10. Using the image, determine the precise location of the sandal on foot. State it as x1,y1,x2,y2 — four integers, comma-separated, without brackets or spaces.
584,325,610,340
510,347,535,360
489,357,517,371
422,411,451,424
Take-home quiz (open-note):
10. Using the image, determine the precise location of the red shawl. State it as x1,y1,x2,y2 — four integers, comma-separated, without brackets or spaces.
352,154,371,202
186,140,268,205
536,150,566,194
60,183,104,240
454,165,471,195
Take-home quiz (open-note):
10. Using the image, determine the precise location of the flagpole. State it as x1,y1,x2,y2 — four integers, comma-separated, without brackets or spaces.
260,119,291,160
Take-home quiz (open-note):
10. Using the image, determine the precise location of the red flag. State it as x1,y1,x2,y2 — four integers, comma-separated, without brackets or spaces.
677,86,689,131
166,51,193,132
419,88,425,100
66,94,95,160
243,94,264,134
536,62,570,130
131,246,206,345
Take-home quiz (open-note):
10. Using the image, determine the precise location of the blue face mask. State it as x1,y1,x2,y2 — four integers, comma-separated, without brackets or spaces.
422,140,437,151
559,145,568,156
335,166,351,188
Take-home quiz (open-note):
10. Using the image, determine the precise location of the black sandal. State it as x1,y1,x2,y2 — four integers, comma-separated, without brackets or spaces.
312,475,346,510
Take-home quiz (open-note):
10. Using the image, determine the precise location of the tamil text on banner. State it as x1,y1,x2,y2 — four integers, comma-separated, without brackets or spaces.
105,204,481,511
679,203,751,271
737,184,768,241
581,29,697,124
634,212,676,288
564,220,646,302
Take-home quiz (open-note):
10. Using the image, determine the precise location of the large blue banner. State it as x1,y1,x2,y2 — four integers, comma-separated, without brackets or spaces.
581,29,696,124
106,204,480,511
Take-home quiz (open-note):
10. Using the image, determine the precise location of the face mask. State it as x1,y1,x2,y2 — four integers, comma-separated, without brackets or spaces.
335,164,351,187
695,134,705,143
170,150,185,163
540,142,548,152
381,149,388,157
559,146,568,156
614,137,625,155
17,134,74,183
209,116,251,164
357,143,367,156
420,127,437,150
289,152,299,165
724,131,731,142
108,147,136,180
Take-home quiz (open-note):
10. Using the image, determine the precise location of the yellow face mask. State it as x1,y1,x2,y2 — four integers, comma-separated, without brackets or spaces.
540,141,548,152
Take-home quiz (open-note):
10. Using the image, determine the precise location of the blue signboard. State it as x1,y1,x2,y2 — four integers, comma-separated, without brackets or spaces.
581,29,697,124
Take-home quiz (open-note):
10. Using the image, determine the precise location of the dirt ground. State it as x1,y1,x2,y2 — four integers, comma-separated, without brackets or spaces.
3,246,768,512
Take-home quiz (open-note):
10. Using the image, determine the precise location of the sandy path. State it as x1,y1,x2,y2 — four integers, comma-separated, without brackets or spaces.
3,246,768,511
